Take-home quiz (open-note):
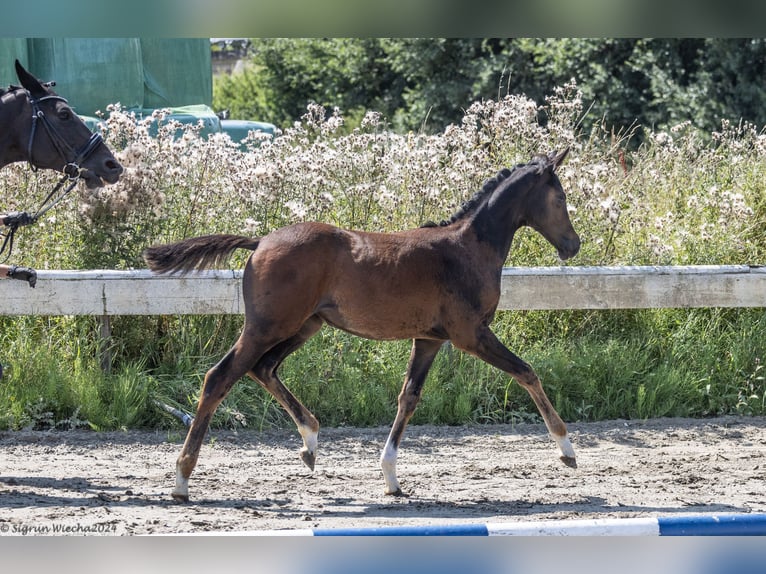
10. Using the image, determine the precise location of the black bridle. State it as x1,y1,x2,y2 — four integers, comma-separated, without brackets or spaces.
0,88,104,262
27,91,104,179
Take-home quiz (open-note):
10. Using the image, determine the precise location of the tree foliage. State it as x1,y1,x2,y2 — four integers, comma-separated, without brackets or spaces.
214,38,766,140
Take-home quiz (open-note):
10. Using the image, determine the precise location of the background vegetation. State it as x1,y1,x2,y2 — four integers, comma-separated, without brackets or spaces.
1,38,765,431
214,38,766,140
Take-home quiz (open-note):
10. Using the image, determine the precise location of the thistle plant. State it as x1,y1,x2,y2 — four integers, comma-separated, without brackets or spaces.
1,82,762,271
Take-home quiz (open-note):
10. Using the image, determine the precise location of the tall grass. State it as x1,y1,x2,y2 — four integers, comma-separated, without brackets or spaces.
0,82,764,430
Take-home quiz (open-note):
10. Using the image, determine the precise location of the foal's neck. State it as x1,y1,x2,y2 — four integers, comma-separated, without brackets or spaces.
467,172,536,263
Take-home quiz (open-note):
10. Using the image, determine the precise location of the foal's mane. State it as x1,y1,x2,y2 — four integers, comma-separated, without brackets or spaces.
421,156,548,228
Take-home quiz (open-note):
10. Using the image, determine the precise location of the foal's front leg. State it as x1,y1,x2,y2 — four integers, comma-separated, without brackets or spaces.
456,327,577,468
380,339,443,495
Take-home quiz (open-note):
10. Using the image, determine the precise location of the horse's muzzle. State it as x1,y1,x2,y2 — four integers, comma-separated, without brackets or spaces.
82,158,123,188
557,235,581,261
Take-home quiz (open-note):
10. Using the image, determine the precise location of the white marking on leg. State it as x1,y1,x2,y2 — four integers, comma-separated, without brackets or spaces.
172,466,189,499
555,434,576,460
297,423,319,470
298,424,318,456
380,438,400,494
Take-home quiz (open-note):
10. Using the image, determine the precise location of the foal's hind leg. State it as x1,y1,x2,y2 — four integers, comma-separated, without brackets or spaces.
381,338,443,495
456,326,577,468
249,316,324,471
172,336,262,502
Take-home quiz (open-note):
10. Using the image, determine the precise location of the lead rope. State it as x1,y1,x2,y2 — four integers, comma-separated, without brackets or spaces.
0,170,81,263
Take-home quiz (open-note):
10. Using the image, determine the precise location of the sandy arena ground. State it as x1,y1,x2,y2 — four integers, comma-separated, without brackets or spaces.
0,416,764,535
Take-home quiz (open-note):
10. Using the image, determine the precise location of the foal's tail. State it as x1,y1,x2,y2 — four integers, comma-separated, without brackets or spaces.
143,234,260,275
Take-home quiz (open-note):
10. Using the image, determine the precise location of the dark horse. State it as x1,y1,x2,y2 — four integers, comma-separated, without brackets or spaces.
0,61,123,379
0,60,122,186
0,60,123,284
144,149,580,502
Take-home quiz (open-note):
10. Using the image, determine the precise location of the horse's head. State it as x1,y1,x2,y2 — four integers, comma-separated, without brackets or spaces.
14,60,123,188
522,148,580,261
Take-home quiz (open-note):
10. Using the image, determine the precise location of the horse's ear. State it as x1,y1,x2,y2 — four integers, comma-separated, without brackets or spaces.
15,60,47,98
550,148,570,172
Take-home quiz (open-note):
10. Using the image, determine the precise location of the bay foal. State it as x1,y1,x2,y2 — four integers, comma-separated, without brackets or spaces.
144,149,580,501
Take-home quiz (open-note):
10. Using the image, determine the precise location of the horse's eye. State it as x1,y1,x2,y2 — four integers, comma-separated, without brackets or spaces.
58,108,72,121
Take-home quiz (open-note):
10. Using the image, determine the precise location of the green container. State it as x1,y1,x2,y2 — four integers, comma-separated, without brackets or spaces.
132,105,222,139
221,119,277,148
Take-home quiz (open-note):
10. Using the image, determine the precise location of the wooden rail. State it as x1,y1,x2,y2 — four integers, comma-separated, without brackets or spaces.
498,265,766,310
0,265,764,316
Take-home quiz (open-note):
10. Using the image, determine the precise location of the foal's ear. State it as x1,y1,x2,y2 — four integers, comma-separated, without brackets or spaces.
15,60,47,98
549,148,570,172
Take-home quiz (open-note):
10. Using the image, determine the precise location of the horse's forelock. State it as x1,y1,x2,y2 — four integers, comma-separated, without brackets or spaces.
526,155,550,175
1,85,23,97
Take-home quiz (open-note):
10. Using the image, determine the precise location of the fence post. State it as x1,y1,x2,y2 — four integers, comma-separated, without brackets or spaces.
98,314,112,374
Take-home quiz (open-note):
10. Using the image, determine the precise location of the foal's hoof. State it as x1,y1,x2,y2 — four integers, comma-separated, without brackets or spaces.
171,492,190,503
300,448,316,471
386,489,410,498
560,455,577,469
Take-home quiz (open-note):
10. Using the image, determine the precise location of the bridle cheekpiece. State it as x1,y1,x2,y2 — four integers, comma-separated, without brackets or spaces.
26,87,103,178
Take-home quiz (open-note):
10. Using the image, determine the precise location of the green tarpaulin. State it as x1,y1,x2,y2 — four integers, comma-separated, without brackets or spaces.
27,38,144,115
140,38,213,109
0,38,29,87
6,38,211,115
1,38,274,144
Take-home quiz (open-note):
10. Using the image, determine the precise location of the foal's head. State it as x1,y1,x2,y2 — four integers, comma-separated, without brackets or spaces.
520,148,580,261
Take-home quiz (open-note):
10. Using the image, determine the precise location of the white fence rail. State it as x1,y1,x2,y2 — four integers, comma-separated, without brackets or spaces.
0,265,765,316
